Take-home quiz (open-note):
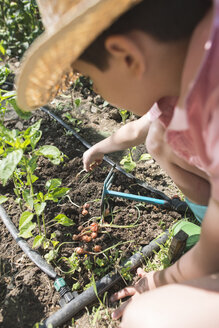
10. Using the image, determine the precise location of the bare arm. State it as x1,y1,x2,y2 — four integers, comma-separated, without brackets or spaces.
83,114,151,171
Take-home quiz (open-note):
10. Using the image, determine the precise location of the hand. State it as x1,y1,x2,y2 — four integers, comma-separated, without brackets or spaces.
83,147,104,171
111,268,156,320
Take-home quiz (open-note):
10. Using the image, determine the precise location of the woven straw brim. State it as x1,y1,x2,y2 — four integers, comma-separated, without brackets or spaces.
16,0,141,111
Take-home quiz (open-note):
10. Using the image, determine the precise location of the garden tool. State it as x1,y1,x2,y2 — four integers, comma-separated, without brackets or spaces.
101,166,189,215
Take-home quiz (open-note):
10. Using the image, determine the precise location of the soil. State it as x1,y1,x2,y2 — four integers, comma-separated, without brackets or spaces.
0,75,187,328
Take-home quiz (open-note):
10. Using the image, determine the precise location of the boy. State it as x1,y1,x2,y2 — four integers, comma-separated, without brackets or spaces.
16,0,219,326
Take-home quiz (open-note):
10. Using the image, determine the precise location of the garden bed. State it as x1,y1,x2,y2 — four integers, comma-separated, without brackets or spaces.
0,77,184,328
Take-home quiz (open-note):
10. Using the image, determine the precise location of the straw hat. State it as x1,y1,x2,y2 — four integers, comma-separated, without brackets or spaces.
16,0,142,111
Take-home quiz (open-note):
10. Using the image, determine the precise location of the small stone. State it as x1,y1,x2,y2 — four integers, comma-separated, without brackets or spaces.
94,95,104,105
7,283,14,290
82,87,91,97
87,96,93,102
14,62,20,68
90,105,98,114
109,109,122,122
4,109,18,121
15,121,23,130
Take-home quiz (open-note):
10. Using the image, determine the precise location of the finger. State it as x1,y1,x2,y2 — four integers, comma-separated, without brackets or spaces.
112,299,131,320
84,163,89,172
137,267,146,277
110,286,136,303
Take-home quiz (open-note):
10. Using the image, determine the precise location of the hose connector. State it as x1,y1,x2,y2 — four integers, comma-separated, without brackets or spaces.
54,278,76,307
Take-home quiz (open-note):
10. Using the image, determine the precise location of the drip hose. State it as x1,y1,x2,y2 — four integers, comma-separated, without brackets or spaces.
39,231,169,328
41,106,170,201
0,105,172,327
0,205,57,279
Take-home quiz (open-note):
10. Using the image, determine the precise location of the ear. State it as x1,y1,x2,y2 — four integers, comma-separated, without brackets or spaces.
104,35,146,77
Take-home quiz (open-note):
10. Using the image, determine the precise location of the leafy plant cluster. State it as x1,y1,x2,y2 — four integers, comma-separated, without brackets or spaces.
0,96,73,250
0,0,43,58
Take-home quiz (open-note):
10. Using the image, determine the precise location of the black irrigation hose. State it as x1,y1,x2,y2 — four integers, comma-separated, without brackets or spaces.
0,195,169,327
39,231,169,328
41,106,170,201
0,205,57,279
0,105,172,326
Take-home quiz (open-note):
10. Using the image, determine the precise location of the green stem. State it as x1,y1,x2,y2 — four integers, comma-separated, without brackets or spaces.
36,214,42,235
42,212,46,238
12,174,23,212
129,148,134,162
45,222,59,229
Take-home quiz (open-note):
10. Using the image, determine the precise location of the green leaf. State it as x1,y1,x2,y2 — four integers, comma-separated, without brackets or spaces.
34,202,46,216
37,192,44,202
0,41,5,55
50,187,70,200
0,195,8,204
19,222,36,238
25,120,41,137
19,211,34,230
30,174,38,183
30,131,42,150
0,67,10,84
74,98,81,107
120,158,136,173
139,153,152,161
50,232,56,239
22,190,34,209
43,240,50,249
0,149,23,185
28,156,38,173
45,249,58,262
36,145,61,165
9,98,32,120
51,240,59,248
1,91,16,99
54,214,74,226
33,235,44,248
45,179,62,191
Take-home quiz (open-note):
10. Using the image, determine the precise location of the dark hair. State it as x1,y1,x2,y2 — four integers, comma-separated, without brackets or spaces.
79,0,212,70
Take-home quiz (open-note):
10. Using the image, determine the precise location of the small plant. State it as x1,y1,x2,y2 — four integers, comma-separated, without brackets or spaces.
0,90,32,124
64,112,82,132
120,147,137,172
139,153,152,161
144,231,173,272
0,119,72,248
118,109,130,124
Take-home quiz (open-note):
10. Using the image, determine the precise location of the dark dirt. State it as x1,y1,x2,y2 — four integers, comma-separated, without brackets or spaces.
0,76,187,328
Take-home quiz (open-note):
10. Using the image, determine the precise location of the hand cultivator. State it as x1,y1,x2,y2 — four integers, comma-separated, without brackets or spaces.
101,165,189,215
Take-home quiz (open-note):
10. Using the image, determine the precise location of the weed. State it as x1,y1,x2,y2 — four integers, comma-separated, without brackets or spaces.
118,109,130,124
139,153,152,161
64,113,82,132
120,147,136,173
144,230,173,272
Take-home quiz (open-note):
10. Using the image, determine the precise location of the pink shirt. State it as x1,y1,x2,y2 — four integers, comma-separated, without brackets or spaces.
148,1,219,202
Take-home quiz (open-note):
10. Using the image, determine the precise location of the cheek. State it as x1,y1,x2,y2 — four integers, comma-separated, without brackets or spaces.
95,75,150,115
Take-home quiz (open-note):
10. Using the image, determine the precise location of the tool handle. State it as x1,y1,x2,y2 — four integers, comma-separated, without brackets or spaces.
106,190,167,206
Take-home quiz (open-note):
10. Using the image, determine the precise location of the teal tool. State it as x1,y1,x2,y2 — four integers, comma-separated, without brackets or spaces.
101,166,189,214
